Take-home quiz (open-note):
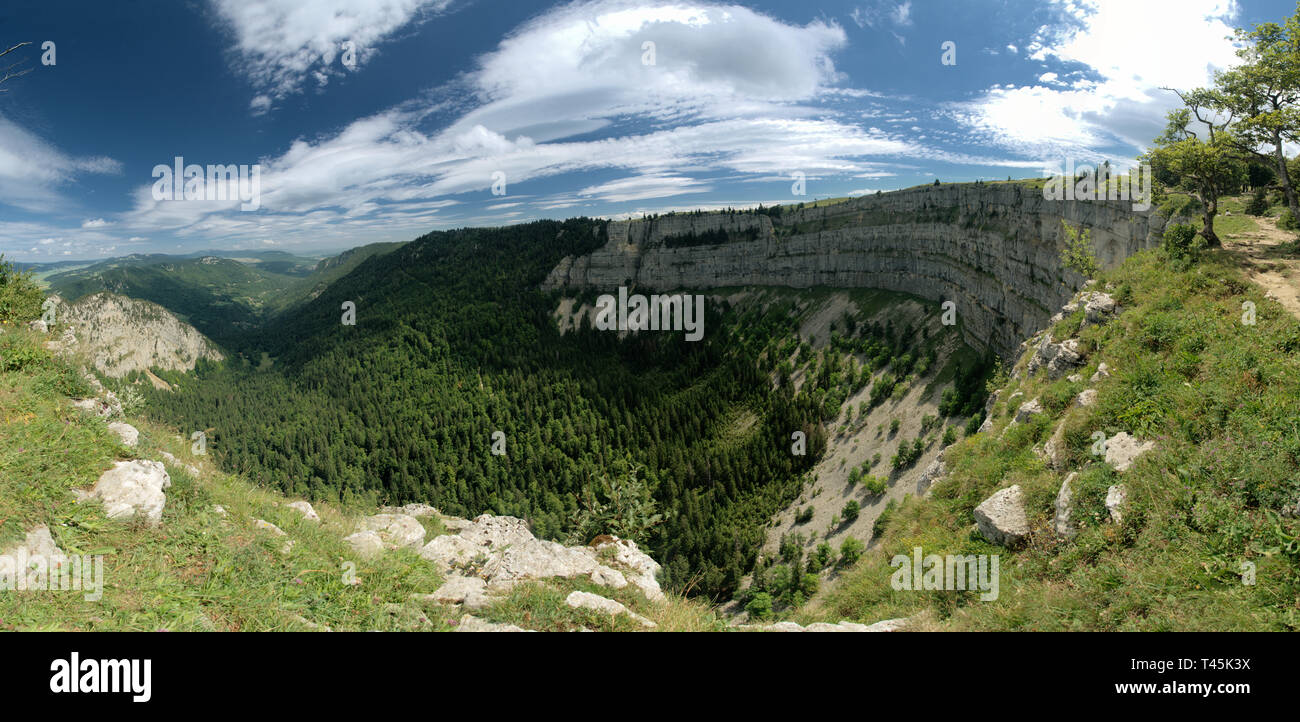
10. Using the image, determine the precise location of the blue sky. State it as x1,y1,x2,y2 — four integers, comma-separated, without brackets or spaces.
0,0,1291,261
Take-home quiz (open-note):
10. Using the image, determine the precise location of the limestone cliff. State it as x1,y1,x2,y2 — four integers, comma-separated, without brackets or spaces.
50,292,224,378
543,183,1178,359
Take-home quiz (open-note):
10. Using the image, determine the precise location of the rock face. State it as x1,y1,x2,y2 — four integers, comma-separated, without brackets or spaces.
91,460,171,525
419,514,664,601
51,293,223,378
916,457,946,495
1013,398,1044,424
543,184,1174,360
974,485,1031,547
1105,432,1155,472
1026,334,1084,379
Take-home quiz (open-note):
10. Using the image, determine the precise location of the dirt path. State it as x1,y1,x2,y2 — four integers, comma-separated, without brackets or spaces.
1222,216,1300,320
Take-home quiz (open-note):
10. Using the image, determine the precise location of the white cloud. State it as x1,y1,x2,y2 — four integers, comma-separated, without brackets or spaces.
955,0,1242,159
81,218,109,228
0,114,121,213
211,0,453,110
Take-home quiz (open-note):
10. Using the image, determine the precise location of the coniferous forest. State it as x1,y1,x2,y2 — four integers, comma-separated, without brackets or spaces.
141,218,850,597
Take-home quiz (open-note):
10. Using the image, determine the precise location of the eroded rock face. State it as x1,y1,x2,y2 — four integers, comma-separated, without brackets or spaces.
974,485,1031,548
51,293,223,378
91,460,171,525
542,183,1172,361
917,457,946,495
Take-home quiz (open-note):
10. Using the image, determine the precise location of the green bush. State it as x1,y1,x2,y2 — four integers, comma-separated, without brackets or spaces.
841,500,860,523
0,255,44,325
744,592,773,621
1280,209,1300,231
1161,222,1204,263
838,537,865,566
863,474,886,495
1244,188,1268,216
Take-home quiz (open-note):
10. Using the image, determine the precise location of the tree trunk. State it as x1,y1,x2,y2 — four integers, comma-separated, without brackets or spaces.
1272,131,1300,221
1201,201,1221,247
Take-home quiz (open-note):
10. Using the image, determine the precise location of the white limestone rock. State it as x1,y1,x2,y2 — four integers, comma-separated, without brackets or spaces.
430,575,490,609
1054,472,1078,539
1014,398,1044,424
1104,432,1155,472
453,614,531,632
359,513,426,550
344,531,385,560
1106,484,1128,524
564,590,656,628
287,501,319,522
253,519,286,536
1075,388,1098,407
91,460,171,525
973,485,1031,548
1090,362,1112,383
0,525,68,582
106,421,139,448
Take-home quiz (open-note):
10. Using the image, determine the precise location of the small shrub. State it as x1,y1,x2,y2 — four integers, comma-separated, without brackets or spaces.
841,500,860,523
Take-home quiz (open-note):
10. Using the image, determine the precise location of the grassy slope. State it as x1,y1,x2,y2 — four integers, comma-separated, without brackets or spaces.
0,328,718,631
798,244,1300,631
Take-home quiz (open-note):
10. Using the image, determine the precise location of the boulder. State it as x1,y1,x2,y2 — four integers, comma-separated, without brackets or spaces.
28,319,48,333
1054,472,1078,539
359,513,426,550
253,519,286,536
106,421,139,448
973,485,1030,547
344,531,385,560
91,460,171,525
1106,484,1128,524
71,392,122,419
1075,389,1098,408
564,590,656,628
1104,432,1154,472
287,501,319,522
419,534,482,570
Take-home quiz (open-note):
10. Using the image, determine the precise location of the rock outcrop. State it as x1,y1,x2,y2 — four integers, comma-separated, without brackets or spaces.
1104,432,1155,472
50,293,223,378
418,514,663,602
543,184,1174,360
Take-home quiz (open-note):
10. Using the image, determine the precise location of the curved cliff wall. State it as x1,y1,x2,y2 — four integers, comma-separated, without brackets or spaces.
543,183,1177,359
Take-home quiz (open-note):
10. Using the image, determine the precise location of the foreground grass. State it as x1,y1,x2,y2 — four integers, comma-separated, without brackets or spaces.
802,247,1300,631
0,330,712,631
